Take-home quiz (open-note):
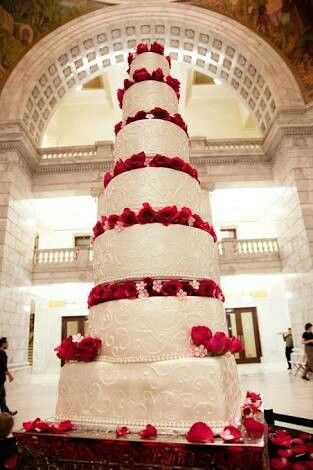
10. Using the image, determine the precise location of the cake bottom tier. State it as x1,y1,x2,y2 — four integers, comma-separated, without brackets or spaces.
56,355,241,434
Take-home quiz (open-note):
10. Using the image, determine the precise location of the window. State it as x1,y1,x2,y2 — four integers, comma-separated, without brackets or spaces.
220,228,237,240
74,235,91,248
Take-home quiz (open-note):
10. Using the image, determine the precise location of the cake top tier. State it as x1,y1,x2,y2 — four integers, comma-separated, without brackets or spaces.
128,42,171,79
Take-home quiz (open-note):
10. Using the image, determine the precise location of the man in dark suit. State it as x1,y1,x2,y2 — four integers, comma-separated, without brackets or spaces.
0,339,16,416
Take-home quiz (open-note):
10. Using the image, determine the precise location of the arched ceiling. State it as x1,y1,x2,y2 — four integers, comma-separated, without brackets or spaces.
0,3,303,146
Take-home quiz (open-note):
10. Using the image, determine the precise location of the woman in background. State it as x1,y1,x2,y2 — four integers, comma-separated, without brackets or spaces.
302,322,313,381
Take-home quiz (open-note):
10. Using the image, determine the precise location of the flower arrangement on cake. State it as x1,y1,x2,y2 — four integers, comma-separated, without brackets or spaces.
54,334,101,362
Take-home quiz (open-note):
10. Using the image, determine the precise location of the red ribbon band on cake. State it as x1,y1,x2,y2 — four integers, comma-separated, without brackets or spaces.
93,204,217,241
118,68,180,108
103,153,199,188
114,108,188,136
88,278,225,308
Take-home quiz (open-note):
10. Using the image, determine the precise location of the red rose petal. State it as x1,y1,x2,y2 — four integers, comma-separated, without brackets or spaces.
186,422,214,443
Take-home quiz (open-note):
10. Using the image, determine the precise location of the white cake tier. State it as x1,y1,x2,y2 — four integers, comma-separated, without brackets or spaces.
93,224,218,285
114,120,190,162
122,81,178,123
98,168,204,219
88,297,227,361
129,52,170,79
56,355,241,433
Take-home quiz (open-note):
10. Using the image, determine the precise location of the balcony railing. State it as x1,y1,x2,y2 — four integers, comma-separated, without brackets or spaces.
217,238,279,257
32,238,280,282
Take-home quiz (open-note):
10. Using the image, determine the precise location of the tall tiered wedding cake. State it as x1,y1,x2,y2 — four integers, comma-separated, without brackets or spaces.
56,43,241,434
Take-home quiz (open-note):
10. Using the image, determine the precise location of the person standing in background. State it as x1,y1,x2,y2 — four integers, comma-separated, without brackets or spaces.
279,328,294,370
0,338,17,416
302,323,313,381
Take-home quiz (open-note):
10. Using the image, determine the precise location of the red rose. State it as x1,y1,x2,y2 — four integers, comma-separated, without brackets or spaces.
124,152,146,170
177,207,192,225
112,281,137,300
134,110,147,121
116,426,129,438
128,52,134,65
149,154,172,168
206,332,229,354
139,424,157,439
243,418,266,439
161,279,182,296
170,113,187,133
198,279,217,297
166,55,171,66
136,43,149,54
93,220,104,238
229,336,243,354
123,78,133,90
170,156,185,171
76,337,102,362
133,68,151,82
114,121,122,135
192,214,205,229
246,391,261,402
156,205,179,225
183,163,198,180
108,214,119,229
150,42,164,55
120,208,137,226
186,422,214,443
117,88,124,108
103,171,113,188
137,203,156,224
214,284,225,302
166,76,180,95
191,326,212,347
143,277,154,293
54,336,77,361
152,68,164,81
220,425,242,443
97,284,113,303
150,107,170,120
113,159,126,176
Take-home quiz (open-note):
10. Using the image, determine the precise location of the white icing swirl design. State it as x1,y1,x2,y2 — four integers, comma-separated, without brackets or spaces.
98,168,204,220
114,120,190,162
93,224,218,285
56,356,241,433
88,297,227,359
122,81,178,123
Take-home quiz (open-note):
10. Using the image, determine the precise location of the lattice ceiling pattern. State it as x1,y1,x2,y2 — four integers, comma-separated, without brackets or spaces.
23,21,277,146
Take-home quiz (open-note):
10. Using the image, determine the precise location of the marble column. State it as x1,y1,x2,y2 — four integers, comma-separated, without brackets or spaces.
0,135,38,383
273,132,313,344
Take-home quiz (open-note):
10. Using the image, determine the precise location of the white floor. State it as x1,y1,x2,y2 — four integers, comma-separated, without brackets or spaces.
5,362,313,432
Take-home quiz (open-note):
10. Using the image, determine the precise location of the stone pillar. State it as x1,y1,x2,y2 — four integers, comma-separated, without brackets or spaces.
0,133,38,383
272,132,313,344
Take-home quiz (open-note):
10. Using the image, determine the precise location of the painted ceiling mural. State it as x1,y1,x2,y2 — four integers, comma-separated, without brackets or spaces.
0,0,312,102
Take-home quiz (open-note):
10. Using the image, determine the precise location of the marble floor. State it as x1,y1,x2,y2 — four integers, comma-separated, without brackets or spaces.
5,362,313,432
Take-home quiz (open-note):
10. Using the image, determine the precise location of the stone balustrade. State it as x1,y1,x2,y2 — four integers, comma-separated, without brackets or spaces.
32,238,281,283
